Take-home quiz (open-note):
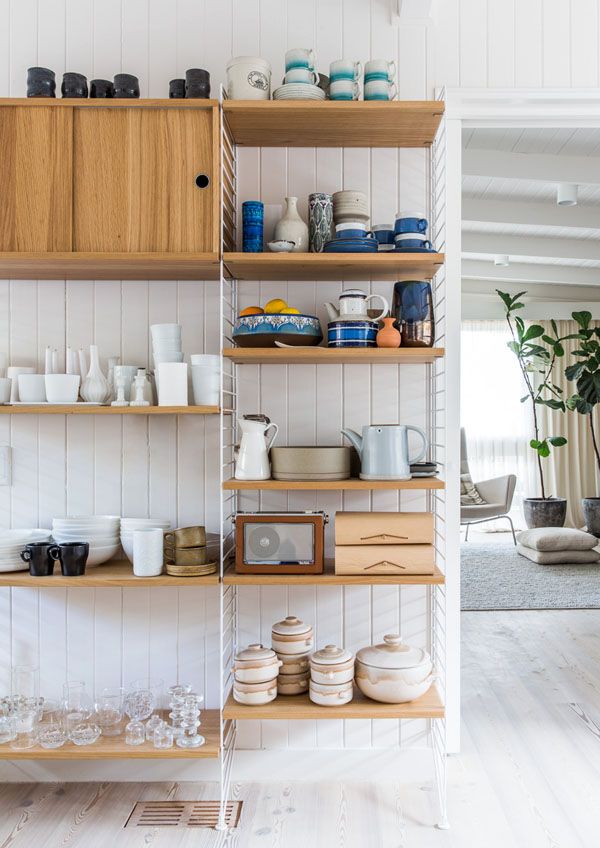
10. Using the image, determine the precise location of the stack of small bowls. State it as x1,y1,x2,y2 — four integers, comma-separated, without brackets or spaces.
52,516,120,567
393,211,432,253
309,644,355,706
163,525,218,577
232,644,281,705
151,324,183,369
272,616,313,695
324,191,377,253
120,517,171,563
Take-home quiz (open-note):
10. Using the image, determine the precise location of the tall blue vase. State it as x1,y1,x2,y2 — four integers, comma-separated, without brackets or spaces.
242,201,264,252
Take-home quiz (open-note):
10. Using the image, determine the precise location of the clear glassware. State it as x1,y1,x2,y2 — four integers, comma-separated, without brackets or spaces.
12,665,40,702
69,723,101,746
10,707,38,750
95,688,124,737
63,681,94,742
145,713,163,740
129,678,164,710
125,720,146,746
167,683,192,701
0,715,16,744
153,721,174,749
175,693,205,749
38,700,67,749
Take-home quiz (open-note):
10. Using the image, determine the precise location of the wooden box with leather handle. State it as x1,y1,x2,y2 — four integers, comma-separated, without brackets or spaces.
334,512,434,575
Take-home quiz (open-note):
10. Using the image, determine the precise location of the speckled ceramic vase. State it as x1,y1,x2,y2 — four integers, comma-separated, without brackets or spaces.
309,193,333,253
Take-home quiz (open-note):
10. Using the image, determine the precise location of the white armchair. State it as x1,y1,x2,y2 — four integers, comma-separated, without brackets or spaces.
460,429,517,544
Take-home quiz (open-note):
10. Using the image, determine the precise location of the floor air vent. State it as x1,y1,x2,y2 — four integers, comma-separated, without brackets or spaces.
125,801,242,829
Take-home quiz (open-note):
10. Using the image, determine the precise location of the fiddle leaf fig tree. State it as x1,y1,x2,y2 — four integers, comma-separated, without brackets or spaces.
497,290,577,499
565,310,600,476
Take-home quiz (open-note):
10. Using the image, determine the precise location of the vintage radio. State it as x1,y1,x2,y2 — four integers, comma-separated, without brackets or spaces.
234,512,327,574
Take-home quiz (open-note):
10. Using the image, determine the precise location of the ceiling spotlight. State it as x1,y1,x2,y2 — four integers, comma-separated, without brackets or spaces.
557,183,578,206
494,254,510,266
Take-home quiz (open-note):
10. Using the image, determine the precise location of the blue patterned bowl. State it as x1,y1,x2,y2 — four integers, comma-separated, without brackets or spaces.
327,320,378,348
233,313,323,348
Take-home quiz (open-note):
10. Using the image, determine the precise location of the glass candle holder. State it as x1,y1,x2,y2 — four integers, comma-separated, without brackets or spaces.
145,713,164,740
153,722,174,749
125,720,146,746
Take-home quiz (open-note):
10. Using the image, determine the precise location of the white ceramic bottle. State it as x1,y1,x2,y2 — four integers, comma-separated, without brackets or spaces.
274,197,309,252
81,345,110,403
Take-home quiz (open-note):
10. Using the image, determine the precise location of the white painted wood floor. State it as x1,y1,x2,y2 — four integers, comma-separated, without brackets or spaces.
1,610,599,848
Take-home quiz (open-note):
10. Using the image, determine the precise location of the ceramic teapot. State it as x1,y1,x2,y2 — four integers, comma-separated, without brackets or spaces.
341,424,427,480
324,289,388,323
234,414,279,480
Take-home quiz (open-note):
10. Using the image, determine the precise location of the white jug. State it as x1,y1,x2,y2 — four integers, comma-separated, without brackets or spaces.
235,416,279,480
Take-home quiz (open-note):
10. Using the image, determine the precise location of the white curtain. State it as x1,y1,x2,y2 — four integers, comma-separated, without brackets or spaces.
461,320,539,529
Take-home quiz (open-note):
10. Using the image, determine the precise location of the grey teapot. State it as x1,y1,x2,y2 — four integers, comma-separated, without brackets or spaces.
341,424,427,480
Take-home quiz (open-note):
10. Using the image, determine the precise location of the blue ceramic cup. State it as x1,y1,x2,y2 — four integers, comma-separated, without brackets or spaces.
285,48,316,71
242,201,264,253
330,59,362,82
394,235,432,250
336,223,371,239
394,214,428,235
372,225,394,246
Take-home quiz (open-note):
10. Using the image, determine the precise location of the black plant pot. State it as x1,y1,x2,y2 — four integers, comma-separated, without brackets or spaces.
583,497,600,537
61,72,88,98
169,78,186,98
523,497,567,529
27,66,56,98
113,73,140,98
90,78,114,98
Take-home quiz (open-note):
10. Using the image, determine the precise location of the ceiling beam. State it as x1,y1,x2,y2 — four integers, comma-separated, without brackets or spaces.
462,196,600,229
462,258,600,286
463,147,600,185
462,231,600,262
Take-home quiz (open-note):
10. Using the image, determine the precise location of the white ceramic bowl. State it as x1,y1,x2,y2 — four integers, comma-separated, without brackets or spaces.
86,543,121,567
121,518,170,526
190,355,221,367
44,374,80,404
309,679,353,706
17,374,46,403
150,323,182,338
53,533,118,545
233,680,278,705
267,240,295,252
53,515,120,524
276,652,311,675
354,666,434,703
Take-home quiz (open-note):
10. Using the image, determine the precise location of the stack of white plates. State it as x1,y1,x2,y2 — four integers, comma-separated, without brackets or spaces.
332,190,370,224
0,529,52,572
273,83,326,101
151,324,183,368
121,518,171,563
52,516,120,567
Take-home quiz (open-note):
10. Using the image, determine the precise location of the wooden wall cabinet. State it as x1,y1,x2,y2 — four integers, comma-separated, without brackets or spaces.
0,99,220,279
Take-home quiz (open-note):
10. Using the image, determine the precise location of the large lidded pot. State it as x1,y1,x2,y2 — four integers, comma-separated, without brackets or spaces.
310,644,354,685
233,643,282,684
355,634,433,703
271,616,314,655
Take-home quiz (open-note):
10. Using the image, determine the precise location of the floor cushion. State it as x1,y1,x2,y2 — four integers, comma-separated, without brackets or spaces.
517,527,598,551
517,542,600,564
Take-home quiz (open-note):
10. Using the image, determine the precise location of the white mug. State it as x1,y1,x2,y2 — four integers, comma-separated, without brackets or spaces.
17,374,46,403
284,68,318,84
226,55,271,100
132,528,164,577
0,377,11,404
192,365,219,406
364,79,396,101
285,48,316,71
364,59,396,82
330,59,362,81
329,79,360,101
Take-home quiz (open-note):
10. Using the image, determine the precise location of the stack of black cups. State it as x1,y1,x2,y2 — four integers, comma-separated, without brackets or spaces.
169,68,211,98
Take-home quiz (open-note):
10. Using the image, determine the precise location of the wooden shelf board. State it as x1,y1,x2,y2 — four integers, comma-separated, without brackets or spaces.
223,477,444,491
224,251,444,281
223,686,443,720
0,98,219,110
0,252,220,280
223,347,444,365
0,710,220,759
0,561,220,587
223,101,444,147
0,405,220,416
224,561,444,586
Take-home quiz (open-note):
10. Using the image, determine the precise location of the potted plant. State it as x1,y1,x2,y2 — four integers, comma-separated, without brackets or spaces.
497,290,575,528
565,310,600,535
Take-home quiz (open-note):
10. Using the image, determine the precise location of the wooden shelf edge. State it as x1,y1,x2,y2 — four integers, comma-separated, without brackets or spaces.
0,252,220,281
222,347,445,365
0,561,220,587
223,477,445,491
224,562,445,586
0,98,220,109
223,686,444,720
0,405,220,416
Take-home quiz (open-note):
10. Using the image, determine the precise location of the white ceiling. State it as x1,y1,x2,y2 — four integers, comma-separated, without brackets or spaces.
462,128,600,301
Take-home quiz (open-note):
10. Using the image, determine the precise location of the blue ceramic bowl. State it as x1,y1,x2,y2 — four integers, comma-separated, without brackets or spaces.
323,238,378,253
327,320,378,348
233,313,323,348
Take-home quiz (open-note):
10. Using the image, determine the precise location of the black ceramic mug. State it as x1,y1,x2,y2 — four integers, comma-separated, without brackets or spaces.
185,68,210,98
113,73,140,98
61,72,88,98
90,78,114,98
169,78,186,98
20,543,56,577
49,542,89,577
27,67,56,98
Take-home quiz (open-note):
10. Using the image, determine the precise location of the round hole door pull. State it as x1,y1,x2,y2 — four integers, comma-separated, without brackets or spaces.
195,173,210,189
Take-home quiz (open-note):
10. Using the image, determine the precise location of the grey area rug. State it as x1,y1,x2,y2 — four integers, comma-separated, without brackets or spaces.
461,542,600,610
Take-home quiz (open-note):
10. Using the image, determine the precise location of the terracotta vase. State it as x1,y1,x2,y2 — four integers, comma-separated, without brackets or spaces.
376,317,401,348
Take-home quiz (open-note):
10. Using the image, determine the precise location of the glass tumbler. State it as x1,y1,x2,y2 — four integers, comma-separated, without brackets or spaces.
38,700,67,749
95,688,124,737
10,708,38,750
125,720,146,746
0,715,16,744
12,665,40,704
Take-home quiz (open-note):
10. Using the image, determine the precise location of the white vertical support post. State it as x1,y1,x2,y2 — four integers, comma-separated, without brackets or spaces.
442,111,462,755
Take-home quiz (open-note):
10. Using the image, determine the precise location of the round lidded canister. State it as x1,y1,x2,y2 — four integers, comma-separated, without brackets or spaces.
271,616,314,655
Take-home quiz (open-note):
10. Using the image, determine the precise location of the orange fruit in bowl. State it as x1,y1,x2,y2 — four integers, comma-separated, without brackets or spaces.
239,306,264,316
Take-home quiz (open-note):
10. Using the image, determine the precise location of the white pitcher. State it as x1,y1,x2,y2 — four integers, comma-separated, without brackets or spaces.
235,417,279,480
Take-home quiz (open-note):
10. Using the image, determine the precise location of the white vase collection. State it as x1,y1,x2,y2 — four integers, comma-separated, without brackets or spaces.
274,197,309,252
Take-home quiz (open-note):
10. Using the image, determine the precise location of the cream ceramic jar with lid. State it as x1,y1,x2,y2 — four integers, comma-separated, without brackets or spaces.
355,634,433,703
309,678,353,707
310,644,355,685
277,651,311,675
277,671,310,696
271,616,314,655
233,678,278,705
233,643,282,684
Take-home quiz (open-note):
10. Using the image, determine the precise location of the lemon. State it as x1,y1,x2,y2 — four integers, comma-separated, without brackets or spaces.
280,307,300,314
265,298,288,314
239,306,264,316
